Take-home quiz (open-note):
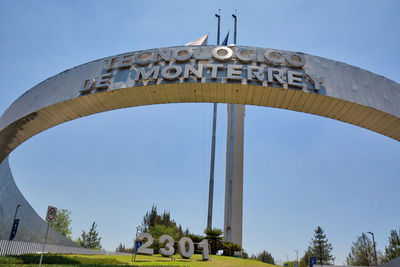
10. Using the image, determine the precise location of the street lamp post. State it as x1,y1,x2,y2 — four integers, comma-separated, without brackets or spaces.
294,249,298,263
367,231,378,266
5,204,21,255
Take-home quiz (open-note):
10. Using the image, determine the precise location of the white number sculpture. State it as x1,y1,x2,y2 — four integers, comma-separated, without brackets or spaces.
159,234,175,257
136,232,154,255
135,233,209,260
197,239,210,260
178,237,195,259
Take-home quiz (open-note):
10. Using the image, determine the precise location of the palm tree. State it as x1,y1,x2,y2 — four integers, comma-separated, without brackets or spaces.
204,228,223,254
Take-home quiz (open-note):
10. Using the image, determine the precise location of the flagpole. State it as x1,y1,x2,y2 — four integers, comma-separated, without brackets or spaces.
232,11,237,44
207,10,221,230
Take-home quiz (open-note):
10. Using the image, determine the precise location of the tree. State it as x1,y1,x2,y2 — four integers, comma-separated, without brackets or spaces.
116,243,134,253
78,222,102,249
47,209,72,239
222,241,242,256
346,233,378,266
299,250,312,267
253,250,275,264
142,205,179,231
204,228,223,255
141,205,187,238
383,229,400,262
309,226,334,265
139,205,192,254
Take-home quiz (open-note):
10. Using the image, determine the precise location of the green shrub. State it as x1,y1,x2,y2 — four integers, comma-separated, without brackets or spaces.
0,254,120,265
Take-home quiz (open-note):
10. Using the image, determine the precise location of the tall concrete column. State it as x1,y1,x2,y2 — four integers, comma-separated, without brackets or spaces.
224,103,245,246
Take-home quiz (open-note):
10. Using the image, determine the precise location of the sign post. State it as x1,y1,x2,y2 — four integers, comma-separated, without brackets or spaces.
131,225,142,262
39,206,57,267
5,204,21,255
310,257,317,267
133,241,142,262
9,219,19,241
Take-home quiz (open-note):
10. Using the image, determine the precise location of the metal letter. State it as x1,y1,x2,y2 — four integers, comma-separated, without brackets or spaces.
306,74,323,91
96,73,112,90
236,48,255,63
134,66,160,81
159,234,175,257
212,46,233,61
172,47,193,62
104,57,119,72
267,68,286,85
117,54,134,69
135,51,157,66
247,66,264,82
184,64,203,79
156,49,172,62
208,64,224,79
264,50,284,65
178,237,194,259
287,70,304,88
286,52,306,68
227,64,242,80
80,78,96,94
161,65,182,80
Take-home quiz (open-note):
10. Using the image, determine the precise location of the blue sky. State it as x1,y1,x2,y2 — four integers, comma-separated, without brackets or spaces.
1,0,399,264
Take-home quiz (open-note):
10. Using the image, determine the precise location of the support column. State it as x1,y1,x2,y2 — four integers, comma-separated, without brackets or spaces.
224,103,244,246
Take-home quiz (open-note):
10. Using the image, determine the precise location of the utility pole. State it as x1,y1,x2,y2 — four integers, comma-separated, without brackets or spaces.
207,9,221,230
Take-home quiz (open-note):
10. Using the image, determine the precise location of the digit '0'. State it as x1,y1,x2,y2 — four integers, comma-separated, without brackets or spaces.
178,237,194,259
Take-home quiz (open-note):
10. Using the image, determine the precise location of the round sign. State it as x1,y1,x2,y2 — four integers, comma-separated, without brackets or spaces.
46,206,57,222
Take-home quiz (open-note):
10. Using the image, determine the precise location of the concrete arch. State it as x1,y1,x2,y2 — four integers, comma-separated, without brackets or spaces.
0,45,399,244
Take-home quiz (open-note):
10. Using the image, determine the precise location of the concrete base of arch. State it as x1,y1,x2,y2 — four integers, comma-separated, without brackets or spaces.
0,157,79,246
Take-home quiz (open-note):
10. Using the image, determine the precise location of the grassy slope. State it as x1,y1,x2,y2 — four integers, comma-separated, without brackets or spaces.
65,254,276,266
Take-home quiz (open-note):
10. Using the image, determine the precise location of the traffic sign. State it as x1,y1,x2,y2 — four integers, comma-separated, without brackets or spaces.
9,219,19,240
46,206,57,222
310,257,317,267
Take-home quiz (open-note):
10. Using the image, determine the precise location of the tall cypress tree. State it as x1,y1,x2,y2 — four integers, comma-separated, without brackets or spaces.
309,226,334,265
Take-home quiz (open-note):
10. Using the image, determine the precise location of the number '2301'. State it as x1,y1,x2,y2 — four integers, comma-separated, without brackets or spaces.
136,233,210,260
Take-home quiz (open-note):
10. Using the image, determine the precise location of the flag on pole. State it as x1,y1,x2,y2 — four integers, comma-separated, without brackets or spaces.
221,31,230,45
184,34,208,46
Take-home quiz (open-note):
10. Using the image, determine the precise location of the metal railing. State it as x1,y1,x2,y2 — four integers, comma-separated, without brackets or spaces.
0,240,128,256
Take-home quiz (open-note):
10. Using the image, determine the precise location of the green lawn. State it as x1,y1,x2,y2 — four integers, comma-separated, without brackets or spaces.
0,253,276,266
